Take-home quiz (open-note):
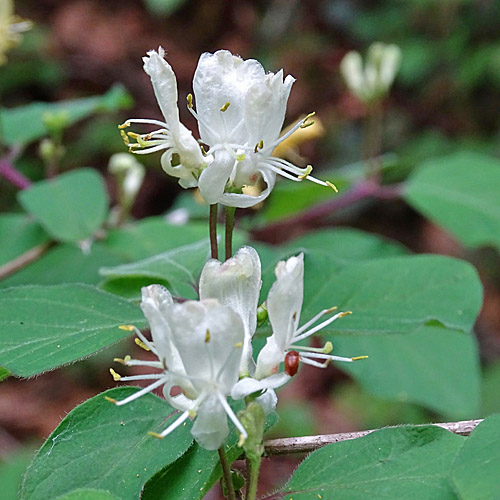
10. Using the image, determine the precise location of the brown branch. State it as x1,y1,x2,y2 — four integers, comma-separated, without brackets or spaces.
264,419,483,455
0,241,53,280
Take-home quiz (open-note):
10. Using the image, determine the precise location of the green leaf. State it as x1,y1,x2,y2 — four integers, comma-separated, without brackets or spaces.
142,410,277,500
0,284,145,377
0,214,49,267
0,85,132,146
300,255,482,417
481,361,500,416
18,169,109,243
405,152,500,250
450,414,500,500
0,366,9,381
55,489,119,500
100,239,210,300
0,243,124,288
282,426,465,499
104,217,208,261
21,388,193,500
0,447,36,500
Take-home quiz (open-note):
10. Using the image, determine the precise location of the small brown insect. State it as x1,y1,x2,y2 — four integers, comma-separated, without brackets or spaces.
285,350,300,376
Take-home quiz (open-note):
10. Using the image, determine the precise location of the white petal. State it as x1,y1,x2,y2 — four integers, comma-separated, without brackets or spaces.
266,253,304,351
168,299,245,394
198,149,236,204
255,389,278,415
191,393,229,450
231,372,290,400
254,336,284,380
378,44,402,91
143,47,180,136
340,51,365,98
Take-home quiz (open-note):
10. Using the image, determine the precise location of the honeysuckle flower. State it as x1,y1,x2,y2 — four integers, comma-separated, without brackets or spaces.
119,47,207,189
190,50,336,208
340,42,401,104
0,0,32,65
108,285,248,451
199,246,261,375
254,253,366,380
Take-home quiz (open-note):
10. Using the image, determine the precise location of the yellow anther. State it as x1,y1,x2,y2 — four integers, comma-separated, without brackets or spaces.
323,341,333,354
200,145,207,155
135,338,150,351
109,368,121,381
352,355,369,361
254,143,259,153
104,396,118,404
237,433,246,448
236,153,246,161
120,130,129,145
300,112,316,129
187,93,193,108
326,181,339,193
119,325,135,331
292,311,297,321
205,329,211,343
325,306,338,314
148,431,164,439
234,342,243,348
298,165,313,180
338,311,352,318
259,139,264,149
118,122,130,129
220,101,230,112
189,410,196,418
127,132,139,139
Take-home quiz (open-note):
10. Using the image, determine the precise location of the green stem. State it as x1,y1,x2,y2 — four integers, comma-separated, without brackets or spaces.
209,204,218,260
245,455,261,500
218,446,236,500
225,206,236,261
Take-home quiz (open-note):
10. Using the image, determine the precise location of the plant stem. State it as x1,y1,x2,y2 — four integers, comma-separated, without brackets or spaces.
245,456,261,500
218,446,236,500
209,204,218,260
0,241,53,280
0,157,32,190
225,206,236,261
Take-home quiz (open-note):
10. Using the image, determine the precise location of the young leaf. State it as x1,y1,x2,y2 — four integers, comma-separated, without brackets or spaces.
21,388,193,500
282,426,465,499
18,169,108,243
405,152,500,251
450,414,500,499
0,284,146,377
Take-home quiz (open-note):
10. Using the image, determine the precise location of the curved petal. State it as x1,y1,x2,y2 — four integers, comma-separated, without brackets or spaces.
231,372,290,400
340,51,365,98
143,47,180,137
266,253,304,351
191,393,229,450
254,336,284,380
198,149,236,204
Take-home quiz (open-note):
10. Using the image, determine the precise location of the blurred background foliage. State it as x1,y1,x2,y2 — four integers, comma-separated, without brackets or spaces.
1,0,500,497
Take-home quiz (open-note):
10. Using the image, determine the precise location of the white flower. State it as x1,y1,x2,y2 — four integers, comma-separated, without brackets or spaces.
108,285,248,451
199,246,262,375
190,50,335,208
254,253,361,380
119,47,207,189
340,42,401,103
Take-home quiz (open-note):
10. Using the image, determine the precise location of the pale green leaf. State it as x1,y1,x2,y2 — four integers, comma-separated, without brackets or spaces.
21,388,193,500
0,284,145,377
405,152,500,250
451,414,500,500
283,426,465,499
18,169,108,243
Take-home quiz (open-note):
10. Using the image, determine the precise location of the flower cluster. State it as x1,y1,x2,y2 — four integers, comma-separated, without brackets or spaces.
120,48,336,208
340,42,401,104
109,247,366,450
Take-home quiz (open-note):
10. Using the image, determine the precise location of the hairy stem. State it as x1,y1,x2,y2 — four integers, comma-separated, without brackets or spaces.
225,206,236,261
218,446,236,500
0,241,53,280
245,455,261,500
209,204,218,260
264,418,483,455
0,158,32,190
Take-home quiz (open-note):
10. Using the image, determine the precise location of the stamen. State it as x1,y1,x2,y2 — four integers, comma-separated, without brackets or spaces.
293,310,351,343
299,351,354,362
217,393,247,445
110,368,121,381
236,153,246,161
234,342,243,348
114,355,132,365
135,338,151,351
113,377,169,406
119,325,135,332
149,410,190,439
130,326,157,355
120,118,168,129
205,329,211,343
352,356,369,361
295,308,335,335
120,130,129,145
187,93,193,108
326,181,339,193
299,356,330,369
298,165,313,180
292,342,333,354
118,122,130,129
118,374,166,382
104,396,118,404
220,102,230,112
